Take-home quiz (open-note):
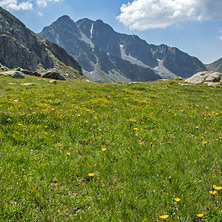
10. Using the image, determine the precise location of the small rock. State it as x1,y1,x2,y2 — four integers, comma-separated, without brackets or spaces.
49,80,57,84
21,83,36,86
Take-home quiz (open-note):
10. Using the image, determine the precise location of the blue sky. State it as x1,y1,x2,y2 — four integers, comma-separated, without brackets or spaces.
1,0,222,64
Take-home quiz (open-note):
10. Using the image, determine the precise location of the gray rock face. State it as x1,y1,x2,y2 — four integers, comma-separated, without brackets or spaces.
0,71,25,78
42,71,66,80
185,71,222,86
205,58,222,73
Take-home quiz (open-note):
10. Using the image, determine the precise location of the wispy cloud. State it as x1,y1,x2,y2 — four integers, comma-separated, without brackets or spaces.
117,0,222,30
0,0,61,10
0,0,33,10
36,0,61,8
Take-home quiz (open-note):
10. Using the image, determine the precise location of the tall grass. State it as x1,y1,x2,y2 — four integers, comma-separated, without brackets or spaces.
0,75,221,221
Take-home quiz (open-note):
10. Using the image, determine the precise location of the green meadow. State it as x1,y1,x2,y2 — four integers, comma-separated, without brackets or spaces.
0,75,221,221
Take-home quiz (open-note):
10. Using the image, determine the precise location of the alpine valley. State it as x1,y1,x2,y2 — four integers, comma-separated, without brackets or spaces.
40,15,207,83
0,7,214,83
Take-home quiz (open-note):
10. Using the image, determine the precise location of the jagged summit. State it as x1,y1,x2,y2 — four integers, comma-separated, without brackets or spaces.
40,15,207,83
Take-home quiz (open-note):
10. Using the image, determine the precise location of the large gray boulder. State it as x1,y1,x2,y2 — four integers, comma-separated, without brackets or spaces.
16,68,41,77
0,71,25,78
42,71,66,80
185,71,222,85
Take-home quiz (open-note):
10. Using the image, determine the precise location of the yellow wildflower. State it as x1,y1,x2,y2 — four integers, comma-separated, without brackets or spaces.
102,148,107,152
66,152,70,156
159,215,169,220
215,186,222,191
174,197,181,203
88,173,95,177
133,128,138,131
197,214,204,218
209,190,217,196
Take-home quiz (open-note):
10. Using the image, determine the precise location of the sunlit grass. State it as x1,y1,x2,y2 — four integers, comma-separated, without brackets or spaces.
0,75,221,221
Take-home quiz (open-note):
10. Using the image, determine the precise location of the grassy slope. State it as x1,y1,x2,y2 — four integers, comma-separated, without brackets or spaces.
0,75,221,221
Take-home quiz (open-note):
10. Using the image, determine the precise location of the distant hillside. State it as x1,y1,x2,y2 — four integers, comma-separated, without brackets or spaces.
206,58,222,73
0,7,83,79
40,15,207,83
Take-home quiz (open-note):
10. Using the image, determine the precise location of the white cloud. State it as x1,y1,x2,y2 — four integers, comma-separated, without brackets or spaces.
0,0,33,10
0,0,61,10
36,0,60,8
117,0,222,30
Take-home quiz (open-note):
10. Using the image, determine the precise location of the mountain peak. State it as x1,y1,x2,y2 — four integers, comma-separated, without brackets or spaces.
40,15,207,82
95,19,104,23
57,15,72,22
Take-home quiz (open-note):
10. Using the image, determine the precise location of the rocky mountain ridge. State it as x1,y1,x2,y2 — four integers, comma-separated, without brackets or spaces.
40,15,207,83
205,58,222,73
0,7,83,79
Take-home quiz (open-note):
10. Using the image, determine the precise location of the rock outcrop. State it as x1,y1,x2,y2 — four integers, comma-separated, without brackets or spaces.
0,63,8,71
185,71,222,87
16,68,41,77
0,71,25,78
42,71,66,80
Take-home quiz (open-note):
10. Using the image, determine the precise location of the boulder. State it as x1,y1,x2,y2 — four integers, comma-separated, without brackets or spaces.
42,71,66,80
16,68,41,77
0,71,25,79
185,71,222,85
